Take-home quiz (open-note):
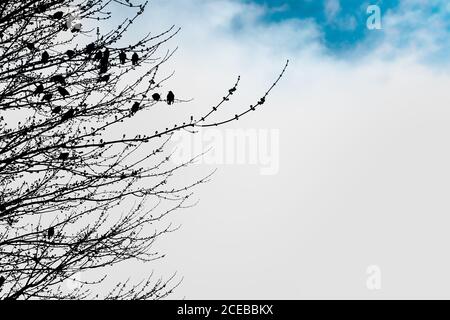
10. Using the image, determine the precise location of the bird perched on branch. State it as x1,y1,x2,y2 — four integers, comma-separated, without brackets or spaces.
99,63,108,74
25,41,35,51
52,11,64,20
57,86,69,98
98,74,110,82
66,50,75,59
119,51,127,64
85,43,96,55
99,57,108,74
61,108,75,121
152,93,160,101
36,4,47,13
58,153,69,161
131,52,139,66
167,91,175,105
130,102,140,115
42,93,53,102
33,84,44,95
51,75,65,86
47,226,55,238
41,51,49,63
103,48,110,61
99,48,110,73
94,51,102,61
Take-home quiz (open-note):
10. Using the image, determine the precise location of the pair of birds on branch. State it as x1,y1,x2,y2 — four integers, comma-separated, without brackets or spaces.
119,50,139,66
25,41,51,64
34,80,70,101
40,87,69,100
109,50,139,66
43,105,74,120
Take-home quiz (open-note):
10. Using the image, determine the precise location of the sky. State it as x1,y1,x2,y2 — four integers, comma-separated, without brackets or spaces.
240,0,401,51
97,0,450,299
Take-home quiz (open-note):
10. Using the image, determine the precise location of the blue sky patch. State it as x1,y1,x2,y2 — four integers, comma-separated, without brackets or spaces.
242,0,400,52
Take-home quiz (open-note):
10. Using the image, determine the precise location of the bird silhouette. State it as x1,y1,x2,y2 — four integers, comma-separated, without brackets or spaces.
94,51,102,60
99,62,108,74
152,93,160,101
42,93,53,102
47,226,55,238
167,91,175,105
37,4,47,13
98,74,110,82
119,51,126,64
66,50,75,59
52,11,64,20
33,84,44,95
57,86,69,98
103,48,110,60
41,51,49,63
25,42,35,51
131,52,139,65
0,276,4,288
61,108,75,121
85,43,96,55
131,102,140,114
51,75,66,86
52,106,61,114
99,49,110,73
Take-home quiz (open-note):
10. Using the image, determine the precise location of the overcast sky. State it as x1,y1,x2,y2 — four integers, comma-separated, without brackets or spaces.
102,0,450,299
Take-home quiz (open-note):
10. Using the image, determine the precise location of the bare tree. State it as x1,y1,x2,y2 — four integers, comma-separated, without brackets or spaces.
0,0,288,299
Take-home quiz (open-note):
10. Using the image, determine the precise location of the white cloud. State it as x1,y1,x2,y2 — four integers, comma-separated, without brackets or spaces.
324,0,341,22
115,0,450,298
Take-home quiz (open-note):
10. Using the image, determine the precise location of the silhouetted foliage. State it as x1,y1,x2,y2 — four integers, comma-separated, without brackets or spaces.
0,0,288,299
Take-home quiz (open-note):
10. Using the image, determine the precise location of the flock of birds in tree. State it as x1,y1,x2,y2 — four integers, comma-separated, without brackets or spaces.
31,40,176,118
29,43,178,169
19,76,173,274
29,41,178,156
17,22,179,248
16,9,177,217
0,5,289,295
32,44,176,104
